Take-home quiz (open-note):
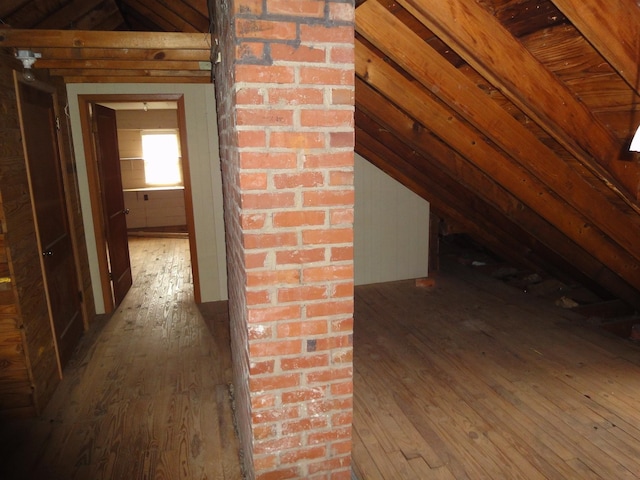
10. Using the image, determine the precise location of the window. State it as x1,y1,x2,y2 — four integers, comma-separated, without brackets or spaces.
141,131,182,185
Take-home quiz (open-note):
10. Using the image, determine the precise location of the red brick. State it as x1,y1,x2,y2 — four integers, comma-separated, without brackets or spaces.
267,0,325,17
252,393,277,409
277,285,328,303
331,439,353,455
237,41,266,62
236,18,297,41
314,334,352,351
273,172,325,189
281,445,327,464
248,304,302,323
302,228,353,246
280,353,330,371
237,108,294,127
282,416,328,435
331,283,354,299
234,0,263,14
329,131,354,148
301,109,353,127
332,348,353,364
330,246,353,262
273,210,325,228
238,129,267,147
244,231,298,249
268,87,325,106
304,151,353,168
248,325,274,340
271,43,326,63
308,426,352,445
240,151,297,169
270,131,325,150
300,66,354,86
306,299,352,318
300,24,353,43
253,452,277,470
253,405,300,424
330,46,355,64
256,467,300,480
303,265,353,283
277,319,328,337
254,434,303,455
240,172,268,191
329,171,353,187
250,359,276,374
247,269,300,287
330,380,353,396
245,251,269,269
242,192,296,210
307,367,352,384
331,411,353,427
247,289,271,305
331,317,354,334
328,2,355,22
241,212,267,229
236,64,296,84
250,339,303,357
282,387,326,404
331,88,354,105
249,372,301,390
303,190,354,207
276,248,326,265
236,87,265,106
309,457,351,476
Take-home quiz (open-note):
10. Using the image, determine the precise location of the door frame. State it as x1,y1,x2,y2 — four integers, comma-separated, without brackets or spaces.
77,93,201,312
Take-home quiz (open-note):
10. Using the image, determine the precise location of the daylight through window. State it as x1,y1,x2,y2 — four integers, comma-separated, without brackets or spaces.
141,131,182,185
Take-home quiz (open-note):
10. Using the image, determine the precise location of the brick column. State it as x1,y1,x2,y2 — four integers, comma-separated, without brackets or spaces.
214,1,355,479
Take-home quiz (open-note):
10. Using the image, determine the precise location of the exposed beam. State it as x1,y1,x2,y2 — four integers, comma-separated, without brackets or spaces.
396,0,638,201
355,38,640,291
36,59,209,70
62,75,210,83
356,1,640,263
550,0,640,93
0,29,211,49
35,47,211,61
356,80,640,305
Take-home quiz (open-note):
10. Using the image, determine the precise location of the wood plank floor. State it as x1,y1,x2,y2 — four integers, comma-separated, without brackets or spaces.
352,259,640,479
0,236,243,480
4,237,640,479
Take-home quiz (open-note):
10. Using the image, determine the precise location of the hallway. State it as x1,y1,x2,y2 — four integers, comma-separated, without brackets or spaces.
0,236,243,479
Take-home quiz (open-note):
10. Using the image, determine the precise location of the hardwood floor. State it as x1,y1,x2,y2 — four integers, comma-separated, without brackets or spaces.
4,237,640,479
0,236,243,480
352,260,640,479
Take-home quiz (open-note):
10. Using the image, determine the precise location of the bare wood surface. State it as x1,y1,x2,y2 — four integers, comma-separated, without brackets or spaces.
352,255,640,479
0,236,242,479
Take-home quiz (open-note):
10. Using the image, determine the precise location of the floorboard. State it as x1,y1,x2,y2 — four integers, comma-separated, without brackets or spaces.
352,258,640,479
0,236,243,480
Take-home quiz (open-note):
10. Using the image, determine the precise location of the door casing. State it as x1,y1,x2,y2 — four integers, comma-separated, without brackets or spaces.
78,93,200,312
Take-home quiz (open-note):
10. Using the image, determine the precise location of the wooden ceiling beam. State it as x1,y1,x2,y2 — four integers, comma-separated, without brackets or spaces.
396,0,638,201
355,38,640,291
356,79,640,306
34,47,210,61
62,75,209,83
356,1,640,261
36,58,210,70
125,0,197,32
0,29,211,49
550,0,640,93
50,68,210,77
35,0,110,29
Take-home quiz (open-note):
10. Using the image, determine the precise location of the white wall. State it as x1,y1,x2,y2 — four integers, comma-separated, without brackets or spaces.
354,153,430,285
67,83,227,313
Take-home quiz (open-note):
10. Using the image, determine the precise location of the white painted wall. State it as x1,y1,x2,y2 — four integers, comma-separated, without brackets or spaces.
354,153,430,285
66,83,227,313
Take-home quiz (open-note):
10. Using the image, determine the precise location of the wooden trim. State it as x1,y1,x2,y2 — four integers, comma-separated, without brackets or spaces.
78,96,114,313
177,95,201,303
77,93,202,309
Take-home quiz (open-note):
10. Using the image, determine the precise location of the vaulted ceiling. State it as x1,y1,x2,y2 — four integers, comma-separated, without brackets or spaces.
1,0,639,308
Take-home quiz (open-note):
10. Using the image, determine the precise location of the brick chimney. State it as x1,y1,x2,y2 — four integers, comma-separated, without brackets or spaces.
213,1,355,478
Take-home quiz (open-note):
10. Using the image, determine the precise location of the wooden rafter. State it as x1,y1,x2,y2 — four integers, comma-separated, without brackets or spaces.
395,0,640,202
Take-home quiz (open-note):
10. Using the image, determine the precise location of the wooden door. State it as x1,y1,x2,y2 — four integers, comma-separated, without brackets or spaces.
17,81,83,368
93,104,132,306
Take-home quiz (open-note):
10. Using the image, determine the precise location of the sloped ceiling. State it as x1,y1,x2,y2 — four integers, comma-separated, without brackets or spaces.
1,0,639,308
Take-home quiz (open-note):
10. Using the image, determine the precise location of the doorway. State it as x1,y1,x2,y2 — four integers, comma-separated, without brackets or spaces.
78,93,201,312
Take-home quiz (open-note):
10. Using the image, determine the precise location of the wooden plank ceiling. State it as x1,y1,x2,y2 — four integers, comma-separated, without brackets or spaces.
1,0,640,308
